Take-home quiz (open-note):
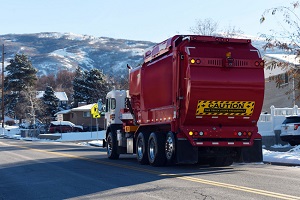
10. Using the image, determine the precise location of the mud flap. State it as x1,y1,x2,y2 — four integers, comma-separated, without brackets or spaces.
176,139,198,164
240,139,263,162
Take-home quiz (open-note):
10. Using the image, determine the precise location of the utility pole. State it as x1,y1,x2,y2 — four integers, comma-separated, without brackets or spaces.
2,44,4,128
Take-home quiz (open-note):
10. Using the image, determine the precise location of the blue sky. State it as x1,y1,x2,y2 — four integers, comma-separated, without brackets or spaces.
0,0,292,42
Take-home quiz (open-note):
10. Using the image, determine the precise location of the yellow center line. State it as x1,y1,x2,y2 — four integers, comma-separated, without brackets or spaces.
3,142,300,200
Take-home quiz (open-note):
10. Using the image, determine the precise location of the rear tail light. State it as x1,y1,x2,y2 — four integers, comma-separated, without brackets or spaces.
188,130,207,136
294,124,300,130
255,60,264,67
189,130,252,137
190,58,201,64
235,131,252,137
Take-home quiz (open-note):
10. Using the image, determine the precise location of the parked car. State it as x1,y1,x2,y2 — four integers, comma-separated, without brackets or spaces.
280,116,300,146
48,121,84,133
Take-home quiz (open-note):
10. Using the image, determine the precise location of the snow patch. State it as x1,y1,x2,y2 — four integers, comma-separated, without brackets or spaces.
49,47,94,68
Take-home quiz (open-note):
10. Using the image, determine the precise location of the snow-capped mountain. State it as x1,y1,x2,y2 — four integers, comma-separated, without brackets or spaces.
0,32,280,77
0,32,155,77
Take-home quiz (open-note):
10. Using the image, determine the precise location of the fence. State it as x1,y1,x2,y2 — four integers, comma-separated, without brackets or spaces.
258,105,299,137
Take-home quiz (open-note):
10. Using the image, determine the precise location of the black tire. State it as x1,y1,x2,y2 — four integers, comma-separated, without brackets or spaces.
165,132,176,165
148,132,166,166
136,132,149,165
107,132,119,159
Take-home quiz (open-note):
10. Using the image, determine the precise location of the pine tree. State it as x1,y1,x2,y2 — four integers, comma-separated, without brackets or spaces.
72,67,111,107
4,54,38,119
72,66,87,107
5,54,37,91
42,86,59,119
85,68,110,104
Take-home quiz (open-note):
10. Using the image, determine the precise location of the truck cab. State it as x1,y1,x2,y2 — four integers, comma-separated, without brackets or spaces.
105,90,128,127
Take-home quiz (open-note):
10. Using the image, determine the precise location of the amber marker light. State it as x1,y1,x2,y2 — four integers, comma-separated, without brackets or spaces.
226,52,232,58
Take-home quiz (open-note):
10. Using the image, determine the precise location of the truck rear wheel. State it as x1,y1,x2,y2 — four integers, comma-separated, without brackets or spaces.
148,132,166,166
107,132,119,159
136,132,149,165
165,132,176,164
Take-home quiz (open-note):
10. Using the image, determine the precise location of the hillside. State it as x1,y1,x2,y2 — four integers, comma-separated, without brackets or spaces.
0,32,155,77
0,32,281,78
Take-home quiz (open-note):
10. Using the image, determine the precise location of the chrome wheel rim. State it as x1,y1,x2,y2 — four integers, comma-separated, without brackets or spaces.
149,139,155,161
165,136,174,160
137,139,144,159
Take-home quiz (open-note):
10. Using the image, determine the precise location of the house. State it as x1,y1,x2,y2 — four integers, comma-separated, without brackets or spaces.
55,103,105,131
262,54,300,112
36,91,69,108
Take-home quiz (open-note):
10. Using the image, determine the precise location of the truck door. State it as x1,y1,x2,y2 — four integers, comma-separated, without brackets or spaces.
105,97,116,127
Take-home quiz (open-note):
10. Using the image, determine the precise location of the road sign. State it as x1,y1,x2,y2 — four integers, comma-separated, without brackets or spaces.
93,113,101,118
91,104,98,115
91,103,101,118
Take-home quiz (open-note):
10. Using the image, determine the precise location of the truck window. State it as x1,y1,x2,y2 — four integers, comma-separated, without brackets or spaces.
106,98,116,112
105,99,109,112
111,98,116,110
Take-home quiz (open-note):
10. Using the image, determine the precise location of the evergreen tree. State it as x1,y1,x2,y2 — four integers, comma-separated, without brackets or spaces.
85,68,110,104
72,67,111,107
42,86,59,119
72,66,87,107
4,54,38,119
4,54,37,91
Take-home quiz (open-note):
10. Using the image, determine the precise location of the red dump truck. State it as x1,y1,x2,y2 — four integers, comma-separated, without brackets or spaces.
104,35,264,166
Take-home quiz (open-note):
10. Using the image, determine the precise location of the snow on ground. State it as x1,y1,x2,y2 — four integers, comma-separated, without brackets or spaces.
0,125,105,147
1,125,300,166
263,145,300,165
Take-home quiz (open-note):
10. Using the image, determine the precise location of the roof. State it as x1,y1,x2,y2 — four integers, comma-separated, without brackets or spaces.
264,54,300,65
56,109,71,114
36,91,68,101
263,54,300,78
54,103,95,116
71,103,95,112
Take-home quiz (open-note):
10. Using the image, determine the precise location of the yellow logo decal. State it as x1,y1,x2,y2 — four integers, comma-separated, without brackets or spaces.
196,100,255,116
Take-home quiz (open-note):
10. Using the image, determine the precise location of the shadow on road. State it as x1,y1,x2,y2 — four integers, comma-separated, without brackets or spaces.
0,139,243,199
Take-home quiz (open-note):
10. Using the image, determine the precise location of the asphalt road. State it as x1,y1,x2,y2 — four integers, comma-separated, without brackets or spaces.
0,138,300,200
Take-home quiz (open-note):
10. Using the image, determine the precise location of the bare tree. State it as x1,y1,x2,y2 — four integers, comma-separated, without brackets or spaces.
221,25,244,38
36,74,56,91
190,18,243,37
190,18,219,36
36,69,75,103
20,88,45,125
260,1,300,102
260,1,300,55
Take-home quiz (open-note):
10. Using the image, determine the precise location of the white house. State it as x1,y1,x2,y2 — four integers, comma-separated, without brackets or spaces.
262,54,300,112
36,91,68,108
